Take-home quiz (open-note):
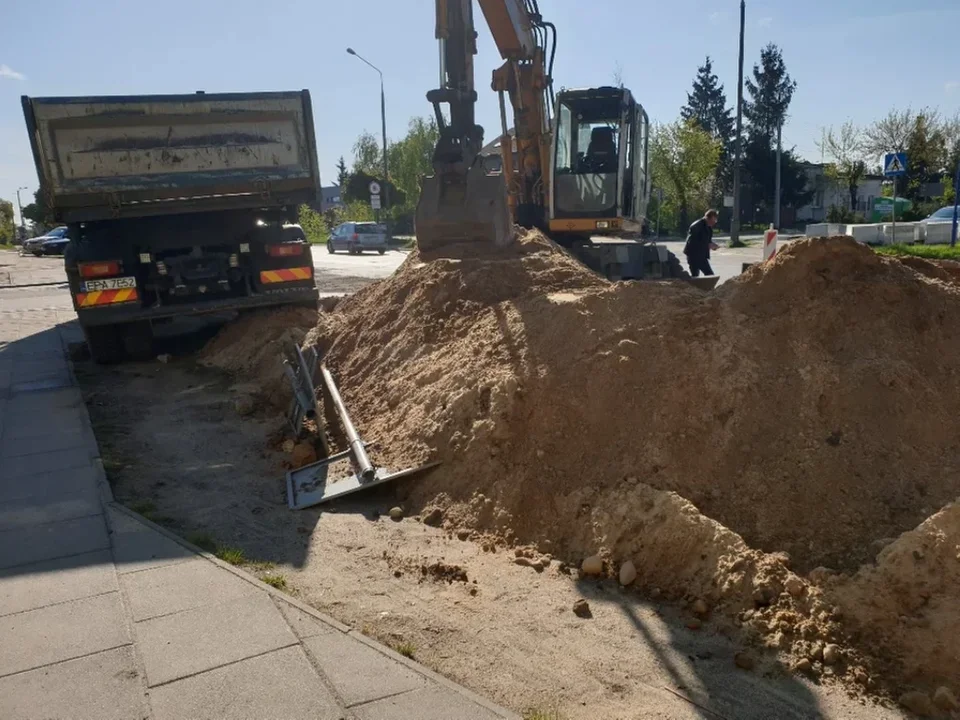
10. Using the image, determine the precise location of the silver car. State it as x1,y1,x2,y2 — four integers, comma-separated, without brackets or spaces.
915,206,959,244
327,222,389,255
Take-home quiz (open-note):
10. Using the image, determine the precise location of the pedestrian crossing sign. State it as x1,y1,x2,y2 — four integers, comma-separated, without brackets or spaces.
884,152,907,177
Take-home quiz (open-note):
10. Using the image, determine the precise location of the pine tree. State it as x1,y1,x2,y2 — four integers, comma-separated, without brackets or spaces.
681,57,734,148
336,156,349,188
681,57,734,192
744,44,796,149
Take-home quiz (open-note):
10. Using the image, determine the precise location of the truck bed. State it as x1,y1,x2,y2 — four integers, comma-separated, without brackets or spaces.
22,91,320,222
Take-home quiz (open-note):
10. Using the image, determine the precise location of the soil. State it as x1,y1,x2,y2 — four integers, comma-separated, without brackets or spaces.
78,357,902,720
77,233,960,717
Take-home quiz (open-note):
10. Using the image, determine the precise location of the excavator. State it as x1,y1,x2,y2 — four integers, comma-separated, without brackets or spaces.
416,0,694,283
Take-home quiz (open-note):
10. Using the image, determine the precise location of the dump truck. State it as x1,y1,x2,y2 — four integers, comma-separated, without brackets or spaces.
22,90,322,362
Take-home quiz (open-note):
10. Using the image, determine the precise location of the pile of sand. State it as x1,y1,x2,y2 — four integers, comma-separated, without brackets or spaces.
198,306,317,408
205,234,960,696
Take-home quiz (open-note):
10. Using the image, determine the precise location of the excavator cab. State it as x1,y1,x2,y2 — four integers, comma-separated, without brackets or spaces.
548,87,649,240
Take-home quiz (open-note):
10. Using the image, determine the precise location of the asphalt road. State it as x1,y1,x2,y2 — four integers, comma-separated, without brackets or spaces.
310,240,776,289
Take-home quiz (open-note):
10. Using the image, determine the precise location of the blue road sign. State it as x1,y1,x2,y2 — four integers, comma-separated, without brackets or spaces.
884,152,907,177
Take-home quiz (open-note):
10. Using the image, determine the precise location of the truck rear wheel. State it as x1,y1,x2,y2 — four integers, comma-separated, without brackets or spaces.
83,324,123,365
122,322,154,361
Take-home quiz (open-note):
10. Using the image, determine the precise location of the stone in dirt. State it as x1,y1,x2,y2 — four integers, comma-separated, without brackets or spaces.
822,644,841,666
513,557,543,571
785,575,804,597
691,599,709,616
899,691,934,716
794,658,813,674
619,561,637,586
934,686,958,711
581,555,603,576
572,599,592,618
389,507,404,521
291,441,318,468
281,439,296,454
234,395,256,417
422,507,444,527
457,529,471,541
734,652,755,671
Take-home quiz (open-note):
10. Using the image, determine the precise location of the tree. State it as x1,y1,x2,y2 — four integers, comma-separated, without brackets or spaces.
386,117,438,205
863,108,914,161
612,62,624,89
681,56,734,191
297,204,327,244
681,57,734,148
0,199,14,244
650,119,722,231
742,44,805,220
904,110,947,199
743,44,796,148
21,189,56,227
336,157,349,189
352,132,383,177
817,122,868,211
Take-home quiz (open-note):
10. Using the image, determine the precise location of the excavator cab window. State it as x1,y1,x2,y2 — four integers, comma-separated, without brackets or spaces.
552,91,625,218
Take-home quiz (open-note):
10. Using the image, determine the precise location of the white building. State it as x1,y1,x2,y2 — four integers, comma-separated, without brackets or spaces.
796,163,887,223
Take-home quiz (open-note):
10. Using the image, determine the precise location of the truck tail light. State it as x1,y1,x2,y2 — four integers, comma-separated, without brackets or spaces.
78,261,122,278
267,244,304,258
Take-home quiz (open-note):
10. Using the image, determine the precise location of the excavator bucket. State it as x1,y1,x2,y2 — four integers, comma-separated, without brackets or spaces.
416,164,514,253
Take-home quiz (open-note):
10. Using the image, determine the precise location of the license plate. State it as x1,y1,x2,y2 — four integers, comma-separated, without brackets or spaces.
80,276,137,292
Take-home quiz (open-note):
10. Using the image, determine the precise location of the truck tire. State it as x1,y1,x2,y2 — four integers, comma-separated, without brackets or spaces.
83,324,123,365
327,241,336,254
122,322,154,362
378,249,386,255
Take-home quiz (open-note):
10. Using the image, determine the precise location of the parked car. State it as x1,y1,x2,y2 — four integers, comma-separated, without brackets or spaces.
40,233,71,255
23,226,69,256
327,222,389,254
915,206,959,244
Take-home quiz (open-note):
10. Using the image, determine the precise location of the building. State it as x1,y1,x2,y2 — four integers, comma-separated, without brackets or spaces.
795,163,886,224
319,185,344,213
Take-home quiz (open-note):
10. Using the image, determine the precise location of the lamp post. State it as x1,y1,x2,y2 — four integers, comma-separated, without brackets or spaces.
15,186,27,239
346,48,389,214
730,0,746,246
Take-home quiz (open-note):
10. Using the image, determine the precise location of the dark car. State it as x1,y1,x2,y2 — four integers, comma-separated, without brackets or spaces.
40,233,71,255
25,226,69,256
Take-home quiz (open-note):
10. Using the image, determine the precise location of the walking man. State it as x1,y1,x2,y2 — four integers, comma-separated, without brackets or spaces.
683,210,719,277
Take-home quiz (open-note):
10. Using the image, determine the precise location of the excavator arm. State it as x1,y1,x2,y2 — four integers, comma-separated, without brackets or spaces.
416,0,556,253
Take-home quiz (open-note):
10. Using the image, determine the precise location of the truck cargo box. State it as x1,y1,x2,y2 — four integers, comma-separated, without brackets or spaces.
22,91,320,222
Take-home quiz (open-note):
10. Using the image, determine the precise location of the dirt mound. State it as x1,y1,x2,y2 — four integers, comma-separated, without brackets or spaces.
199,306,317,408
293,233,960,693
827,501,960,694
311,235,960,572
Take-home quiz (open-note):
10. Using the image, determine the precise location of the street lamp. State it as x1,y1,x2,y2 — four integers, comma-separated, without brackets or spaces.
15,186,27,238
346,47,389,214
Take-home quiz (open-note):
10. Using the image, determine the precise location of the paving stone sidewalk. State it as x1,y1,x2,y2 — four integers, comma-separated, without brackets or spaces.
0,287,517,719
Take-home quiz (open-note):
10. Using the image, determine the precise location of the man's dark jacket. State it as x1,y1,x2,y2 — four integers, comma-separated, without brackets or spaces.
683,218,713,261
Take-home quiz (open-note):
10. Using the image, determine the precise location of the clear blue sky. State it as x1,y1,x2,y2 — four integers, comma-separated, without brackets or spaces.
2,0,958,223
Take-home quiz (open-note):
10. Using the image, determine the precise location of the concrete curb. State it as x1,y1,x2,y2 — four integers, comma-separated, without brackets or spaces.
109,503,520,719
60,320,519,719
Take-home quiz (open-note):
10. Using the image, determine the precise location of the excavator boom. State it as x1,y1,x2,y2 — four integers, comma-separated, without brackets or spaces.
416,0,553,253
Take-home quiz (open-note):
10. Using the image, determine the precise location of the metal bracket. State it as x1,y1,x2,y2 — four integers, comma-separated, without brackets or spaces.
283,362,439,510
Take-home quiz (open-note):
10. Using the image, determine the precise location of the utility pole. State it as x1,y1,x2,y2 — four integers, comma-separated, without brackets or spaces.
347,48,390,213
15,186,27,238
774,121,782,229
730,0,746,247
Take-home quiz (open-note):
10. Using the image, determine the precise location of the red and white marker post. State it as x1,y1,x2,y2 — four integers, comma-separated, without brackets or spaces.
763,225,778,262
